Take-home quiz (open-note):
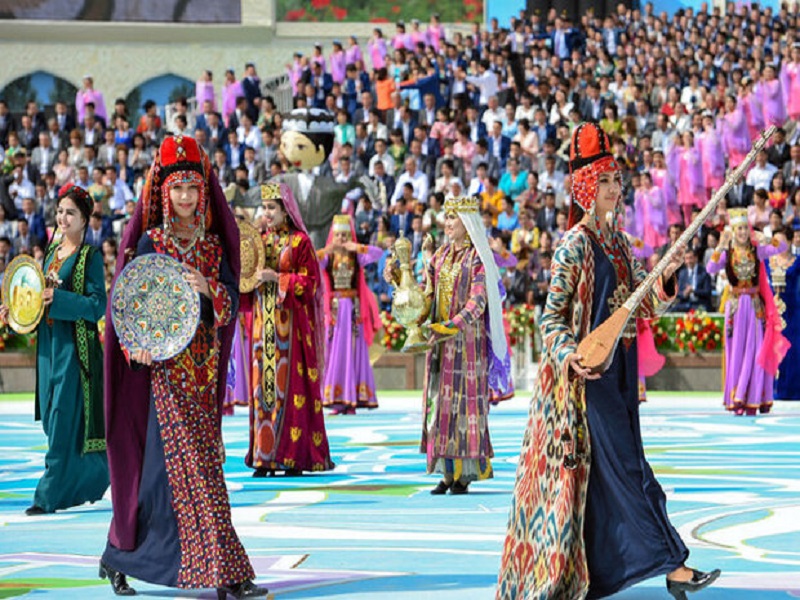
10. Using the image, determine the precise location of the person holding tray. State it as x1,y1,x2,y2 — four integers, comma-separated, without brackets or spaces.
101,135,268,599
1,184,108,516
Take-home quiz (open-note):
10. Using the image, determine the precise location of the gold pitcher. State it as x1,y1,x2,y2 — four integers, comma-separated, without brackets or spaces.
390,231,429,352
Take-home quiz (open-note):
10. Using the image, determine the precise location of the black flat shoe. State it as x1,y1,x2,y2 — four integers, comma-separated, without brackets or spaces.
430,480,452,495
99,560,136,596
252,468,273,478
217,579,271,599
284,468,303,477
24,505,46,516
450,481,470,495
666,568,721,600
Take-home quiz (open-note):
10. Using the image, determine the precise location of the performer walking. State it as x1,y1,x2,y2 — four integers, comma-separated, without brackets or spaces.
318,214,382,414
767,226,800,400
0,184,108,515
497,123,720,599
245,182,334,477
707,209,789,415
384,195,511,495
102,136,267,599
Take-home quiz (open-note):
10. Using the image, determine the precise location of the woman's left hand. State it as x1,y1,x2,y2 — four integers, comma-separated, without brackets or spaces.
663,244,685,280
343,241,360,253
184,267,211,298
42,288,54,306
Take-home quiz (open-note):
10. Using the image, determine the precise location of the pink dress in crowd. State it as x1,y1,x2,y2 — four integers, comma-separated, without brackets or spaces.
697,128,726,193
75,88,107,124
368,38,387,70
740,90,765,142
758,79,786,129
330,50,347,85
345,44,363,68
287,60,304,96
667,142,705,226
195,80,216,112
634,187,668,249
718,103,751,169
781,61,800,121
427,24,444,53
222,79,243,127
650,166,682,226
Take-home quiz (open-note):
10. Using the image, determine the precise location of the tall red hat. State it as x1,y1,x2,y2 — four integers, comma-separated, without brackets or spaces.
159,134,204,179
569,121,613,175
567,122,620,228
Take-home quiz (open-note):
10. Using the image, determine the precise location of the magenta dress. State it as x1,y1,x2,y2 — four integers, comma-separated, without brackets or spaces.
781,61,800,120
195,80,216,112
346,45,363,68
368,38,387,70
667,144,705,225
427,25,444,53
320,245,383,413
719,104,751,169
221,80,242,128
706,241,787,415
634,187,667,249
75,88,107,124
758,79,786,129
698,129,726,192
741,91,765,142
330,50,347,85
650,166,681,227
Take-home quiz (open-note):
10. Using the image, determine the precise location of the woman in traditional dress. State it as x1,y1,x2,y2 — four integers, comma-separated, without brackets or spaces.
739,77,764,143
245,182,334,477
101,136,267,599
318,214,382,414
634,171,668,250
497,123,720,599
668,131,705,227
384,195,511,495
781,43,800,122
650,149,682,227
221,68,243,129
758,64,786,129
718,94,752,170
706,209,789,415
0,184,108,516
697,113,726,200
766,226,800,400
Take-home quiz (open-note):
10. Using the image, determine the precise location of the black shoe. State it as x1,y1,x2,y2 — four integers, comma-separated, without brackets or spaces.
284,468,303,477
450,481,470,495
252,468,272,478
666,568,721,600
430,480,452,495
217,579,270,599
99,560,136,596
24,505,46,516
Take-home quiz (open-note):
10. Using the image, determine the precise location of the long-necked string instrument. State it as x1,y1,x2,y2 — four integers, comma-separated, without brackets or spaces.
577,126,777,374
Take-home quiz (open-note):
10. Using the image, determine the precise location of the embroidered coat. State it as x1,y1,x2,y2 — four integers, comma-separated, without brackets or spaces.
497,225,674,600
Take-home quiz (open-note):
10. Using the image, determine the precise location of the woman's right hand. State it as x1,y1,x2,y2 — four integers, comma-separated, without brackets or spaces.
0,305,9,325
383,261,396,284
131,349,153,366
719,229,732,248
566,353,601,380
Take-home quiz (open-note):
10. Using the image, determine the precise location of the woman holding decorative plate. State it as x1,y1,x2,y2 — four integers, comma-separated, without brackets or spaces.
0,184,108,516
101,136,268,599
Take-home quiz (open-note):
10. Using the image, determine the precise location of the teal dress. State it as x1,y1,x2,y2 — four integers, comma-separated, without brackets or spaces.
34,244,109,512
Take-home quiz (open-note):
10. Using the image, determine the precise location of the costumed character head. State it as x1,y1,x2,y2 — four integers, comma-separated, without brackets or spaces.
321,214,381,346
280,108,335,171
442,195,511,396
48,183,94,288
103,135,240,551
259,181,328,372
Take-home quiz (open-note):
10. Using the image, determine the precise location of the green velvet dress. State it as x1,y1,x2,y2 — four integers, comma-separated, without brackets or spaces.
34,244,109,513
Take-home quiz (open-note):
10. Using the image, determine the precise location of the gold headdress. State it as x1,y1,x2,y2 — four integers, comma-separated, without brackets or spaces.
443,195,480,214
728,208,748,228
332,214,352,233
260,183,282,201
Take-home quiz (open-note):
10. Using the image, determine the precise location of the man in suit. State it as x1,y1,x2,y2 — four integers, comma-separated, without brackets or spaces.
53,100,76,134
464,105,486,144
536,189,558,233
309,63,332,110
353,91,375,126
213,147,234,187
17,115,38,152
633,99,656,137
726,175,754,208
31,132,56,183
579,82,605,121
0,100,14,147
372,159,396,201
241,62,262,118
486,120,511,170
503,260,533,306
767,127,791,169
389,195,413,237
783,144,800,190
194,100,216,132
85,212,109,249
471,139,500,182
224,130,245,170
674,248,712,311
19,196,46,243
45,118,69,154
13,218,41,255
532,251,553,310
397,106,417,147
417,93,438,127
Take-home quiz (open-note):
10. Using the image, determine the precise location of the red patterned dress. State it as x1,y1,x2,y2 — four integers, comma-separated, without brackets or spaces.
246,225,334,474
102,228,255,589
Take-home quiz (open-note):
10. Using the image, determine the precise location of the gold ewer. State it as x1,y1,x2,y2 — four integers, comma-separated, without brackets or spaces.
390,231,429,353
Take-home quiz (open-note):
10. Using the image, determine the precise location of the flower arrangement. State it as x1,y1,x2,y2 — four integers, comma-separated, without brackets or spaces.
278,0,480,22
504,304,538,348
380,311,407,352
652,310,723,354
0,325,37,353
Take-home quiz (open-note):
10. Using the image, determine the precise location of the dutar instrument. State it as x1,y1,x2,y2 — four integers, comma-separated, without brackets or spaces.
577,126,777,374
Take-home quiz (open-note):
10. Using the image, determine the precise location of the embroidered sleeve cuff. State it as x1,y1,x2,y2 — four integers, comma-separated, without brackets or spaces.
208,280,233,327
278,273,291,304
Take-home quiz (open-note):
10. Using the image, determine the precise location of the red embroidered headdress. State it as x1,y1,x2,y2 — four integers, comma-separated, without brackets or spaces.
568,122,621,228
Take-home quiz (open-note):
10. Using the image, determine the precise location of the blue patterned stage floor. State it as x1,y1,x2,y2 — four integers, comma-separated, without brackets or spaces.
1,391,799,599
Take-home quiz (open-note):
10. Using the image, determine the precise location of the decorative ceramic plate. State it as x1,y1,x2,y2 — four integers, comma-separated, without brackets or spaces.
238,218,265,293
111,254,200,361
1,255,45,334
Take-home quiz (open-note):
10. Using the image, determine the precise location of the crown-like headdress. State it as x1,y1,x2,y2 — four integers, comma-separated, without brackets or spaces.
728,208,748,227
260,182,282,201
443,195,480,214
332,214,352,233
283,108,335,135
